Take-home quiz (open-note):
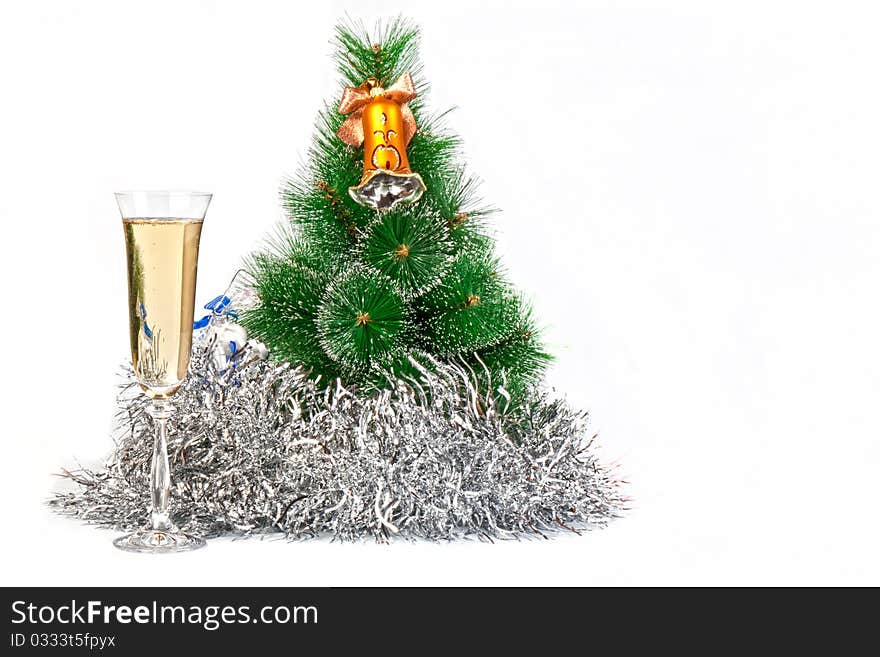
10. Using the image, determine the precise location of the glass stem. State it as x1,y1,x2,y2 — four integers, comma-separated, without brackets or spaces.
147,399,174,532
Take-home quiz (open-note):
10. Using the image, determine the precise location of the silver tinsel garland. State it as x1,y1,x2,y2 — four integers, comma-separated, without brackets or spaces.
50,328,626,542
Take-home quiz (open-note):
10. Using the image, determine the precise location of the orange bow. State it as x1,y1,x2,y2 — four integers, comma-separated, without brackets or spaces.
337,72,418,147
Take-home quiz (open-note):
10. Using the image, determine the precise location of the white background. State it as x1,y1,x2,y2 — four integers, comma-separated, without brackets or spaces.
1,0,877,586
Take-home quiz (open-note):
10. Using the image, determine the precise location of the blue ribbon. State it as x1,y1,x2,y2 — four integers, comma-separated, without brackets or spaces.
193,294,238,329
193,294,243,375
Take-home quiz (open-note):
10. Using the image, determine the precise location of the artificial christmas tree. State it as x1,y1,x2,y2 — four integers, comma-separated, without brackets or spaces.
242,19,550,403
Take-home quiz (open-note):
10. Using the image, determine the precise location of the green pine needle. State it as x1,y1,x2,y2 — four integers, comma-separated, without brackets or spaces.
317,265,408,372
361,206,452,299
476,304,553,403
417,249,520,354
241,251,338,380
243,19,553,404
334,18,422,90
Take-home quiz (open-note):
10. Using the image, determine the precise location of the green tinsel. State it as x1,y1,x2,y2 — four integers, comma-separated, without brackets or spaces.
242,18,550,402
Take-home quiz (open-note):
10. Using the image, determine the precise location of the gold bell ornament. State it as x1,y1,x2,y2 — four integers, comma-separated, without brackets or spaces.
337,72,426,210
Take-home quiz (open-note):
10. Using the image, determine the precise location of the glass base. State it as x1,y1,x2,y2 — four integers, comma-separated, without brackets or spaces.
113,528,206,554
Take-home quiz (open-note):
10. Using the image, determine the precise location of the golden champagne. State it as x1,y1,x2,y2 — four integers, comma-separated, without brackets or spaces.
123,218,203,398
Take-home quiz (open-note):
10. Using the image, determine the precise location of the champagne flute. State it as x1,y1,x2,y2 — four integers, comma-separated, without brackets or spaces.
113,191,211,553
